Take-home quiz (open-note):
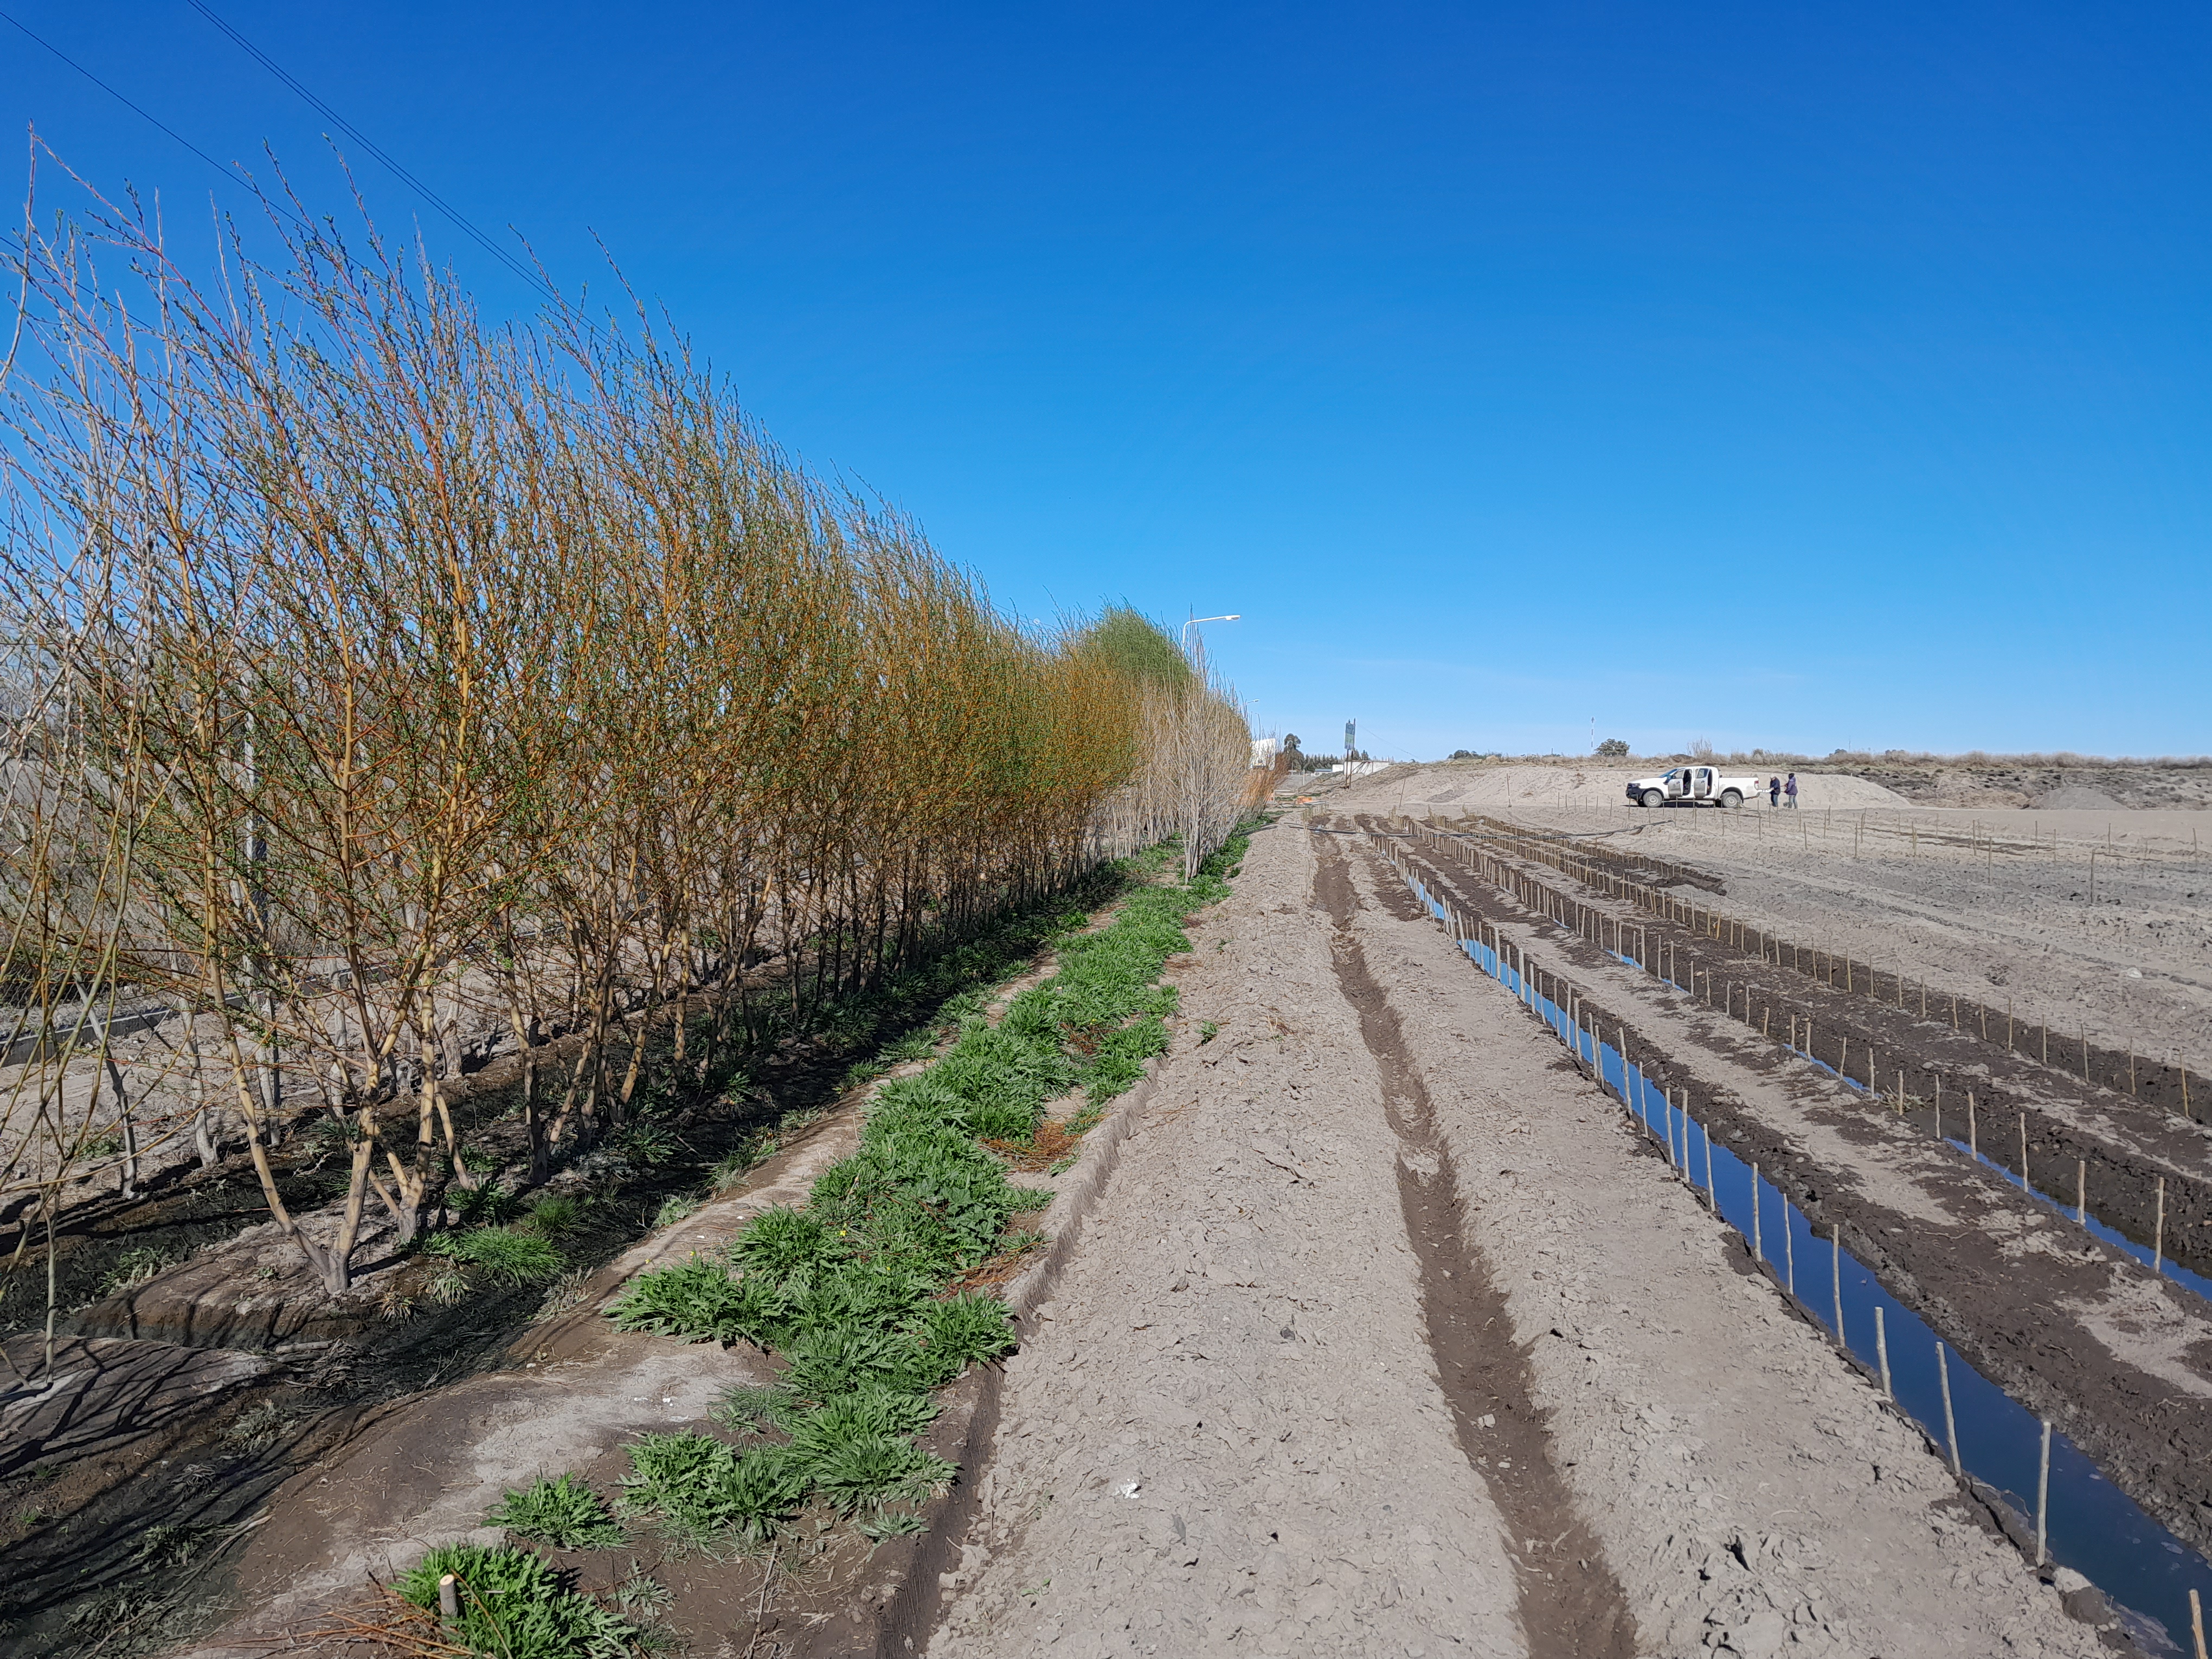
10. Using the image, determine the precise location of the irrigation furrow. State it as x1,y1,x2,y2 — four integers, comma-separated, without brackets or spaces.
1455,813,2203,1122
1342,818,2212,1589
1405,815,2212,1282
1351,824,2212,1652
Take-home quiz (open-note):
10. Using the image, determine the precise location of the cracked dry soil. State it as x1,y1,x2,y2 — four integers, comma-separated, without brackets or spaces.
923,816,2106,1658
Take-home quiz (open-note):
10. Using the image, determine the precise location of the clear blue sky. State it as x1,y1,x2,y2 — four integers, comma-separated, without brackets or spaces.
5,3,2207,759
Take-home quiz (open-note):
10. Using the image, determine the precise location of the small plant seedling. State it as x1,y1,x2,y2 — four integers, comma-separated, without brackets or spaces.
486,1471,626,1549
654,1194,701,1229
1199,1021,1220,1044
227,1400,290,1451
856,1507,929,1542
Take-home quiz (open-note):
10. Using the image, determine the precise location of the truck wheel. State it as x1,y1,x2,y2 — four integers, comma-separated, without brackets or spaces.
1641,789,1663,809
1721,790,1743,809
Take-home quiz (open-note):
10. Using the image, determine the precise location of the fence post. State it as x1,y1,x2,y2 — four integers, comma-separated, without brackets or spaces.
1831,1225,1844,1346
1751,1164,1763,1263
1937,1340,1960,1474
2036,1418,2052,1566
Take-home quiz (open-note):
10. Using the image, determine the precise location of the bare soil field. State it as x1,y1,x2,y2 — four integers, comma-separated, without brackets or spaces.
1347,761,2212,1077
17,791,2206,1658
922,816,2115,1658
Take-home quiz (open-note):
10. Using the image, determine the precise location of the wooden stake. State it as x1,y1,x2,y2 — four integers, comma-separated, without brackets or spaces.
2035,1418,2051,1566
2020,1111,2030,1189
1751,1163,1763,1264
1875,1304,1891,1398
1967,1091,1977,1160
2075,1160,2086,1225
439,1574,461,1621
1702,1110,1716,1207
1937,1340,1960,1474
2155,1176,2166,1271
1784,1198,1796,1295
1831,1224,1845,1345
2191,1587,2207,1659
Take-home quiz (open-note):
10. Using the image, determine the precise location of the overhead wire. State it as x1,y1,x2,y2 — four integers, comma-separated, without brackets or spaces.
182,0,560,306
0,4,275,209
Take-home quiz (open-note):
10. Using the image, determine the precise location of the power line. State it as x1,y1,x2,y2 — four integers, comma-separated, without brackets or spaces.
0,5,261,202
183,0,559,304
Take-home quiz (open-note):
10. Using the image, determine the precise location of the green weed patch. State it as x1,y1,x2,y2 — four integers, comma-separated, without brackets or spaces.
605,823,1257,1542
485,1471,626,1551
396,1543,635,1659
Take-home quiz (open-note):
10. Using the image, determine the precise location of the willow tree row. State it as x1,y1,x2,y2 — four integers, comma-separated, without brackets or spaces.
0,172,1251,1297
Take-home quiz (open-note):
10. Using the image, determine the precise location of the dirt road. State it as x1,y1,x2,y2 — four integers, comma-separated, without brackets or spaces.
924,816,2104,1657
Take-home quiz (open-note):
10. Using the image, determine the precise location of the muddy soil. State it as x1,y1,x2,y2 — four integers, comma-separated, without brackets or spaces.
923,816,2104,1657
1370,816,2212,1573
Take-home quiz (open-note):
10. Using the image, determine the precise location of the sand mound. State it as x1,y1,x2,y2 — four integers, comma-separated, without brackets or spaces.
1328,763,1911,813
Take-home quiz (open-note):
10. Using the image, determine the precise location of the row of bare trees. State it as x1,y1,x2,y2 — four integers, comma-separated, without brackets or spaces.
0,166,1253,1311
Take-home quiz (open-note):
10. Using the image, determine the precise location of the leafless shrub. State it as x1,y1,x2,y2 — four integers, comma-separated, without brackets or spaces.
0,153,1247,1350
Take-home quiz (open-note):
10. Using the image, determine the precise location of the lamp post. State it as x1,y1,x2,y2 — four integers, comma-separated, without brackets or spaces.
1182,613,1240,653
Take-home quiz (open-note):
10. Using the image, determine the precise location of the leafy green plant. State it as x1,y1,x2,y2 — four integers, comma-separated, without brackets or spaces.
455,1183,524,1227
524,1195,588,1237
227,1400,290,1451
809,1435,956,1516
1198,1020,1219,1044
615,1120,683,1168
854,1507,929,1542
486,1472,626,1549
729,1208,843,1277
709,1382,799,1435
395,1544,635,1659
653,1194,700,1229
603,827,1259,1542
620,1432,808,1546
428,1227,564,1287
130,1522,214,1567
607,1258,748,1343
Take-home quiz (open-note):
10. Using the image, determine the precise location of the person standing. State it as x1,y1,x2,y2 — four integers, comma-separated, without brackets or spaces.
1768,775,1782,807
1784,773,1799,808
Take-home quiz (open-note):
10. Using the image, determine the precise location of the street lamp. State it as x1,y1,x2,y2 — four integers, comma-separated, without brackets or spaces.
1182,614,1240,651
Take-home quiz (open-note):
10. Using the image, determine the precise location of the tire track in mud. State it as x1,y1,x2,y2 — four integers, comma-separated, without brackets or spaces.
1313,832,1632,1659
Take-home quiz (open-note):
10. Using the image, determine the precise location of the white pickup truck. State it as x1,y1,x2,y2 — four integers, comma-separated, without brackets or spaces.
1625,765,1759,809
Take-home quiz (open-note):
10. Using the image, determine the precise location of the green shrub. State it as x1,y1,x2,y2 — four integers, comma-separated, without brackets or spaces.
524,1195,587,1237
809,1434,957,1516
729,1208,844,1277
395,1544,634,1659
620,1432,807,1545
431,1227,565,1287
485,1472,626,1550
607,1258,747,1342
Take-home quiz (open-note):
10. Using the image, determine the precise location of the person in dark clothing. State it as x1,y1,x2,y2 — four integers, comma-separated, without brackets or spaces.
1784,773,1799,808
1768,776,1781,807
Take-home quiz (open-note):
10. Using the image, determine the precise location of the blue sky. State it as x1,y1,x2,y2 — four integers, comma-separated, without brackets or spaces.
4,2,2207,759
